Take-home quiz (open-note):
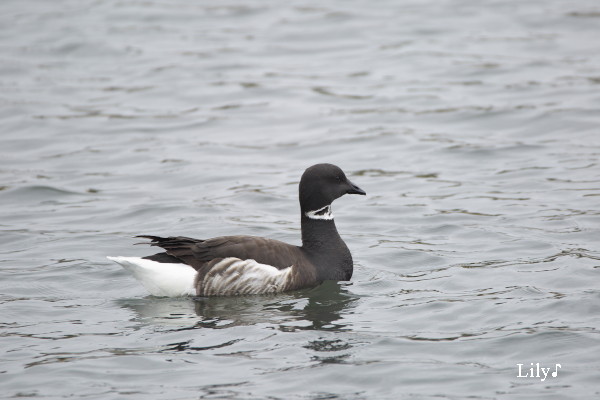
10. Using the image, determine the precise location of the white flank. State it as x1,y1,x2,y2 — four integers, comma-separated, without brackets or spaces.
305,204,333,220
202,258,294,296
107,256,196,297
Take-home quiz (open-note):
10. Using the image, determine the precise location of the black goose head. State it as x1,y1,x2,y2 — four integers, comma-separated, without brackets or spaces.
299,163,366,213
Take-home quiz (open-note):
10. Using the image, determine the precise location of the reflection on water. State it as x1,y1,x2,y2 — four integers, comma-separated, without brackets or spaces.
295,281,357,331
118,282,360,369
118,281,357,332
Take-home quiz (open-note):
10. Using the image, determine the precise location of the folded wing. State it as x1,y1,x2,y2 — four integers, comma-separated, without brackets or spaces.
138,235,305,271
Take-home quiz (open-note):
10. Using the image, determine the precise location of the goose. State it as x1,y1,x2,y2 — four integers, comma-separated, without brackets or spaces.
107,163,366,297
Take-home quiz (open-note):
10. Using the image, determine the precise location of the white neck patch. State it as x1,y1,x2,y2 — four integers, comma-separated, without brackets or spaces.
305,205,334,220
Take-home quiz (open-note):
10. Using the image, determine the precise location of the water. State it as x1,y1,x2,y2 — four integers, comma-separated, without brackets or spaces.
1,0,599,398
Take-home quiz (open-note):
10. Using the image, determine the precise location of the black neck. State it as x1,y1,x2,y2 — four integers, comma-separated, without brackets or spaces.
300,214,342,250
300,213,353,281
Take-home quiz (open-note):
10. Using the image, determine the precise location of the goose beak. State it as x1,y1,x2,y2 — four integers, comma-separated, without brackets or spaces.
346,180,366,195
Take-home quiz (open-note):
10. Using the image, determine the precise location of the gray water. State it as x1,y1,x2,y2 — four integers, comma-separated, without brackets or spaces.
1,0,600,399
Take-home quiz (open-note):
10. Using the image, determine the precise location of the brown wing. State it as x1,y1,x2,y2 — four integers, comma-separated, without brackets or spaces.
137,235,304,271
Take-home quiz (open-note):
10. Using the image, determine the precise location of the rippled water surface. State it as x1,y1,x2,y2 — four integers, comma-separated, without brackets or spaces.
2,0,600,399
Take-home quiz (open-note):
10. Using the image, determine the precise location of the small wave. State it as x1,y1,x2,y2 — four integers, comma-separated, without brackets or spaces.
0,185,91,203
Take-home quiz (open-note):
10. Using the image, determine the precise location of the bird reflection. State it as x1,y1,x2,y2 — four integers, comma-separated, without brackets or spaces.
118,280,358,332
118,282,359,365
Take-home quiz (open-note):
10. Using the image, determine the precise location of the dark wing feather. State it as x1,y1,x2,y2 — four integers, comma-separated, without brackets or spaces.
136,235,304,271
